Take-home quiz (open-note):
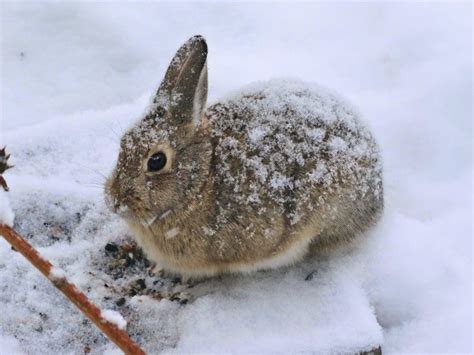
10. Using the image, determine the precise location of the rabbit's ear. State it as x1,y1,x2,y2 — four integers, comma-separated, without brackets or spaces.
155,35,208,126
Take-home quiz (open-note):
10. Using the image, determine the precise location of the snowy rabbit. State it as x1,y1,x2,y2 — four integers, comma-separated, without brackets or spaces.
105,35,383,277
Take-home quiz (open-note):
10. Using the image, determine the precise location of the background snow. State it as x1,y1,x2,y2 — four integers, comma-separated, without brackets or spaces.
169,253,383,354
1,1,472,354
0,189,14,226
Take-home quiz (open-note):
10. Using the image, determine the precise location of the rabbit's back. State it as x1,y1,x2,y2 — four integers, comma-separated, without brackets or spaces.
206,79,383,239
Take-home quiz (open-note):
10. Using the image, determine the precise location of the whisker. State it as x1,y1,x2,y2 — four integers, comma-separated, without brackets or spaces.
103,123,126,144
79,184,105,190
82,182,105,187
76,163,108,181
108,125,121,140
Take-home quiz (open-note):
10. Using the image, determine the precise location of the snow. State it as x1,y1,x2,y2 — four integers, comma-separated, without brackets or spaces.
170,254,383,354
0,334,23,355
0,190,14,226
0,1,472,354
48,266,66,281
208,79,382,225
165,228,179,240
101,310,127,331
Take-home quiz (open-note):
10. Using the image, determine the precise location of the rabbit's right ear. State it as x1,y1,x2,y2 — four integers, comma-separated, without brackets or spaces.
154,36,208,127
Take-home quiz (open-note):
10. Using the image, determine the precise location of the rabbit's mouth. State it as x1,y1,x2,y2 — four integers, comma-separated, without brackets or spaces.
109,198,172,228
104,191,135,219
115,203,133,218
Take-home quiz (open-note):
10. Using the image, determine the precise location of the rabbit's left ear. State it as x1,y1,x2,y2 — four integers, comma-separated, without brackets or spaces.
155,35,208,126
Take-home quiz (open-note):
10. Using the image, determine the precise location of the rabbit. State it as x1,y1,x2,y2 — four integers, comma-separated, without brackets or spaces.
105,35,383,278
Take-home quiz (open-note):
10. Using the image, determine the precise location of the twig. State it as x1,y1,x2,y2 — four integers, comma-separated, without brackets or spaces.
0,176,8,191
0,224,145,355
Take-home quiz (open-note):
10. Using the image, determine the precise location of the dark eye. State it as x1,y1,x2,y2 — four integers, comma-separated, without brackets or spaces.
147,152,167,172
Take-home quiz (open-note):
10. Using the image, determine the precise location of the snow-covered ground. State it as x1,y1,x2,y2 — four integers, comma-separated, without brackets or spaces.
1,2,472,354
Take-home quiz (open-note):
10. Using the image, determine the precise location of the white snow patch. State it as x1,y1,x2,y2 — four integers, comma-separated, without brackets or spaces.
101,310,127,330
0,190,14,226
144,215,158,227
248,126,268,143
0,334,24,354
159,210,172,220
165,227,179,239
171,254,383,354
48,266,66,281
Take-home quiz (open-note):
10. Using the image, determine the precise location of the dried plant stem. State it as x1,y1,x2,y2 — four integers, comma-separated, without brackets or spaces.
0,176,9,191
0,224,145,355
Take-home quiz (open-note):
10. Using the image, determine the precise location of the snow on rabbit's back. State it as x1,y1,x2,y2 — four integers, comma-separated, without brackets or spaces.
105,35,383,277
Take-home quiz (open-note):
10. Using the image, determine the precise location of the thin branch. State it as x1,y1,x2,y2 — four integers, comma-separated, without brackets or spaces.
0,176,8,191
0,224,145,355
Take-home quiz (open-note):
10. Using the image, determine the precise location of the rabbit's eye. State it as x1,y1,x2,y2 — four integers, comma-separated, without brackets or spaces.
147,152,167,172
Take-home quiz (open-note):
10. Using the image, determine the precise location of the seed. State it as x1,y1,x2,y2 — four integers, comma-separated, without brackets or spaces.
105,243,119,253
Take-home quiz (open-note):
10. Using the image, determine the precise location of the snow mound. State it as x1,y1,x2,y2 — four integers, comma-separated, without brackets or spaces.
171,253,382,354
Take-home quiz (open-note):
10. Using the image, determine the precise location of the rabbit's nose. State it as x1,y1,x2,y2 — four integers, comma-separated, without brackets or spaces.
116,190,136,216
108,196,131,217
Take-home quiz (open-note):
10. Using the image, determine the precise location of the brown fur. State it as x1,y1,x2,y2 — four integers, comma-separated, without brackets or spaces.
105,36,383,277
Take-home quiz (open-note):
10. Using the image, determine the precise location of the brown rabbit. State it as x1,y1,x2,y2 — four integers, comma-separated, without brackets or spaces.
105,35,383,277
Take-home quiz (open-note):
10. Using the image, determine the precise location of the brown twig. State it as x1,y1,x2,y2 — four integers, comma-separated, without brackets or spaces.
0,224,145,355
